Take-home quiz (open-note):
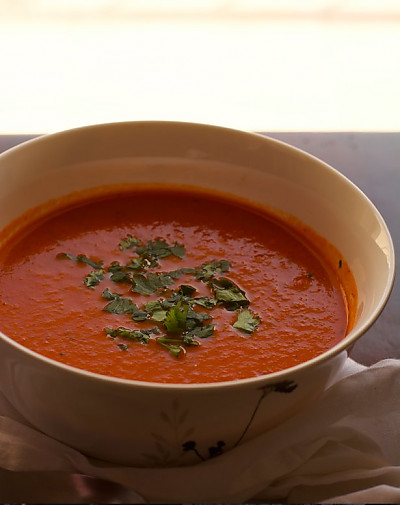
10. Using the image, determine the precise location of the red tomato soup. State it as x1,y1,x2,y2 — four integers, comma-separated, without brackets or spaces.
0,187,357,383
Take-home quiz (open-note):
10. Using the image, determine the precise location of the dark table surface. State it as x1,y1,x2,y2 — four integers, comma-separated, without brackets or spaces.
0,132,399,365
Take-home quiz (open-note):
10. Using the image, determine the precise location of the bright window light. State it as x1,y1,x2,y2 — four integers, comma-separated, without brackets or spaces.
0,1,399,133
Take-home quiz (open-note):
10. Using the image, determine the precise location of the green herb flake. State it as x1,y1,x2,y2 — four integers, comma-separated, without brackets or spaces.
185,323,215,339
167,267,197,279
192,297,217,309
83,269,104,288
169,243,186,259
103,297,137,315
156,337,184,357
102,289,145,317
233,308,260,334
136,239,185,262
105,326,158,344
132,272,174,295
210,277,250,311
125,257,153,271
102,287,118,300
131,307,149,322
145,300,168,322
56,252,103,269
185,309,212,331
164,304,189,333
181,333,201,346
195,260,232,282
178,284,197,297
108,262,131,283
119,234,141,251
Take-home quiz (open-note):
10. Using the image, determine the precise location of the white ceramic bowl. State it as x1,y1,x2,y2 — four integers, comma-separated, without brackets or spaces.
0,122,394,466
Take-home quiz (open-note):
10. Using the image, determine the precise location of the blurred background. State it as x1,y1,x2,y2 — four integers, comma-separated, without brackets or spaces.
1,0,399,134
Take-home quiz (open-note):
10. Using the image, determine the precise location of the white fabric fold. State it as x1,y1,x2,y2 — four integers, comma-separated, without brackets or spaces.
0,358,399,503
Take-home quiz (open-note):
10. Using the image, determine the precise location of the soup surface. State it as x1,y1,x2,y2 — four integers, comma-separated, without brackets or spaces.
0,187,355,383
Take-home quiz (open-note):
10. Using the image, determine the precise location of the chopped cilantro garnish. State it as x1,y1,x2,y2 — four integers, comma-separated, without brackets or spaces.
195,260,231,281
185,309,212,331
132,272,174,295
145,300,168,322
164,304,189,333
57,235,261,359
105,326,158,344
128,306,148,321
185,323,215,339
102,289,147,320
192,297,217,309
233,308,260,334
102,287,117,300
168,243,185,259
125,257,153,271
136,239,185,262
178,284,197,297
83,269,104,288
119,234,141,251
167,267,197,279
156,337,185,357
107,262,132,283
209,277,250,311
103,296,136,315
57,252,103,269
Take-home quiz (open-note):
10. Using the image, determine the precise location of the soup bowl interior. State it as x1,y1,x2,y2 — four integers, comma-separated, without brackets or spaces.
0,121,394,466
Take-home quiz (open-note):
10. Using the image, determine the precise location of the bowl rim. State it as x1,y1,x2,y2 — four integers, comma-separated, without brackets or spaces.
0,120,396,390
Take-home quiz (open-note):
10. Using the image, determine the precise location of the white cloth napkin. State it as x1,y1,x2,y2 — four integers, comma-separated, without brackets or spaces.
0,356,399,503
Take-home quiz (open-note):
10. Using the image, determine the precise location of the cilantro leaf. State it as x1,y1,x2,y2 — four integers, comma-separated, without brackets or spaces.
156,337,185,357
108,262,132,283
185,309,212,331
233,308,260,334
131,306,149,322
210,277,250,311
136,238,185,261
169,242,186,259
103,297,137,315
57,252,103,269
167,267,197,279
164,304,189,333
125,257,154,271
132,272,174,295
185,323,215,339
102,289,147,320
145,300,168,322
119,234,141,251
83,269,104,288
159,291,186,308
157,286,206,309
105,326,158,344
192,297,217,309
195,260,231,282
181,333,200,346
178,284,197,297
102,287,118,300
